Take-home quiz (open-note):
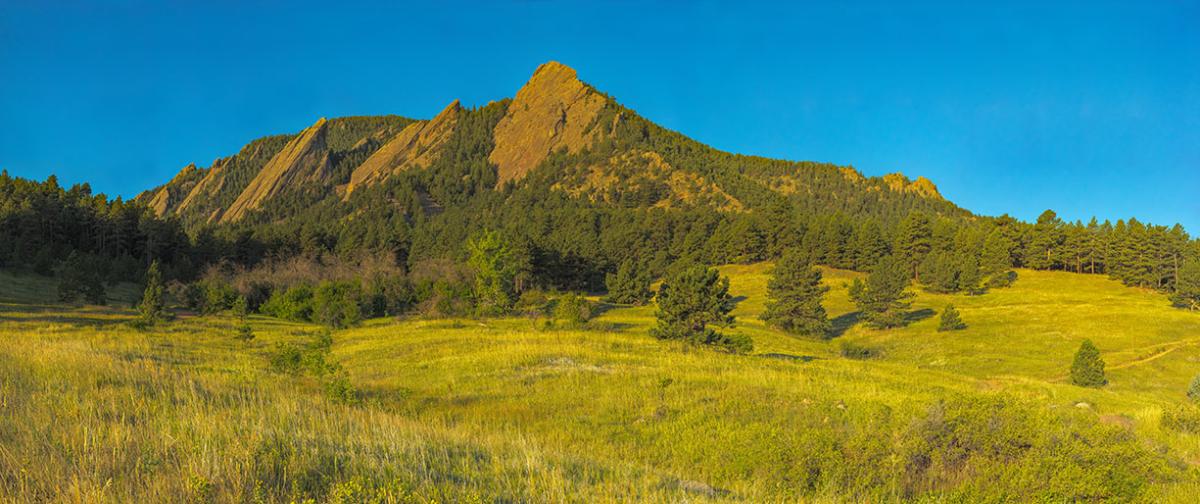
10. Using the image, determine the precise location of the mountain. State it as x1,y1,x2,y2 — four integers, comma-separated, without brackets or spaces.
139,61,960,228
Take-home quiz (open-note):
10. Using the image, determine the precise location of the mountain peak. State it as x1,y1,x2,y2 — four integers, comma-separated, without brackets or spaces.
222,117,332,222
489,61,609,185
529,61,580,84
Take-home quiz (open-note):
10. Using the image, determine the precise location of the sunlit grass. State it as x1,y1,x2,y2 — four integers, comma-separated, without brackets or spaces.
2,265,1199,501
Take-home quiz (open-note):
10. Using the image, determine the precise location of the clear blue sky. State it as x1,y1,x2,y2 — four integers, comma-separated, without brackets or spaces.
1,1,1197,230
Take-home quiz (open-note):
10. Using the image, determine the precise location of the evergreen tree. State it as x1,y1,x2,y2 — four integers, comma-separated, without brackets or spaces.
604,260,653,305
957,254,984,295
848,255,913,329
1070,339,1107,388
1026,210,1064,270
57,251,107,305
938,305,966,331
850,219,889,270
981,228,1015,275
894,212,932,281
138,260,167,326
467,229,516,316
652,263,748,353
233,295,254,341
918,251,959,293
1189,374,1200,403
761,250,831,338
1170,257,1200,311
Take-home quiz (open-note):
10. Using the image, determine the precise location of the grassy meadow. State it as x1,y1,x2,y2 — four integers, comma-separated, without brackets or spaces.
2,266,1200,502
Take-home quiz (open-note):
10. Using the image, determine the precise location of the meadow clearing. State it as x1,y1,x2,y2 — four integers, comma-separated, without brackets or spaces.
2,265,1199,502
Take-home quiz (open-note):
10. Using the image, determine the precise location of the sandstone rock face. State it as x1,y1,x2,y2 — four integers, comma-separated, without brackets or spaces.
177,158,228,219
223,118,331,222
489,61,609,186
346,100,462,195
148,163,200,217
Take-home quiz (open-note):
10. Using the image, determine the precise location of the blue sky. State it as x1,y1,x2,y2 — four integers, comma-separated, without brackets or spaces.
1,1,1197,230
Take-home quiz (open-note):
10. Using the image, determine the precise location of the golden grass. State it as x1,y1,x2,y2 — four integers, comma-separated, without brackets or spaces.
2,265,1200,502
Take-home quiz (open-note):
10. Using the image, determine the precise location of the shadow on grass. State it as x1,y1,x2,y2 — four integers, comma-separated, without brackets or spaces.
828,311,862,338
758,353,819,363
0,303,131,327
905,308,936,324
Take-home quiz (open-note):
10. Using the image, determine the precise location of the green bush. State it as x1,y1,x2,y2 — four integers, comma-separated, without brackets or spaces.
840,341,879,360
553,292,592,327
938,305,967,332
1162,404,1200,434
313,281,363,329
201,280,238,315
515,289,550,318
1189,374,1200,403
261,284,315,322
57,251,107,305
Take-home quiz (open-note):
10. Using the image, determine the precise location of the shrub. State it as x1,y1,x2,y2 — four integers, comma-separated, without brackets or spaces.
1161,404,1200,433
938,305,967,331
604,260,653,305
1188,374,1200,403
260,284,315,322
840,341,879,360
515,289,550,319
313,281,363,329
201,280,238,315
553,292,592,327
987,270,1018,289
57,251,107,305
167,281,204,311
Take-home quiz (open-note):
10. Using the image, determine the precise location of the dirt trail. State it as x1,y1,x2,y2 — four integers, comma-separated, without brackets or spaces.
1049,337,1200,381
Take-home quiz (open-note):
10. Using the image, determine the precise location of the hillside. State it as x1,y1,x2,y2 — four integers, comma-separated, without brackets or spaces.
2,266,1199,502
140,62,963,228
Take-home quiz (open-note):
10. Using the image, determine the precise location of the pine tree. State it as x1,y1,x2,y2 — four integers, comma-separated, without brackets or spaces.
1026,210,1064,270
57,251,107,305
138,260,167,326
761,250,831,338
848,255,913,329
918,251,959,293
604,260,653,305
894,212,932,281
938,305,966,331
957,254,984,295
233,295,254,341
1070,339,1107,388
1170,257,1200,311
850,219,889,271
652,263,748,353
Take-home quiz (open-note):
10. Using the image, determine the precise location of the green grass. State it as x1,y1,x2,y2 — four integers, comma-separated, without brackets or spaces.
2,266,1200,502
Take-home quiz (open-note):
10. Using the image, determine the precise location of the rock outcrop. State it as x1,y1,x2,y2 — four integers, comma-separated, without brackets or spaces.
222,118,331,222
346,100,462,195
883,173,943,199
489,61,609,185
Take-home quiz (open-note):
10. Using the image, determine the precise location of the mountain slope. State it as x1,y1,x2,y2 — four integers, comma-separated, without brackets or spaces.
489,61,611,185
223,118,333,223
142,61,963,229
